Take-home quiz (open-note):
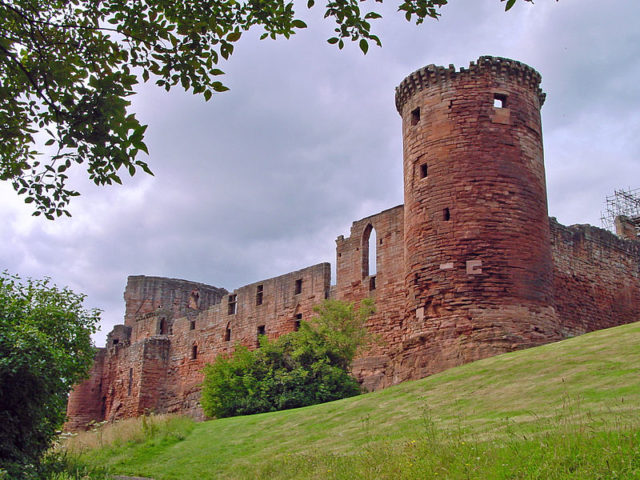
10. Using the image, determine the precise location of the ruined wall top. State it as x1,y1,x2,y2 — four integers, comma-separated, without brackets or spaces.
124,275,228,328
395,56,546,114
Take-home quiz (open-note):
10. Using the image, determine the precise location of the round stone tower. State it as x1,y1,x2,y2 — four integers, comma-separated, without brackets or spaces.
394,56,560,380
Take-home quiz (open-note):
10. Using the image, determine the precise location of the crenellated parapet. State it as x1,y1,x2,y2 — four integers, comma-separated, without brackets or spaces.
66,56,640,430
395,56,545,114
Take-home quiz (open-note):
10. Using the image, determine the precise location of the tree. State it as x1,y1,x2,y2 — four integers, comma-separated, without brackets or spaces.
201,299,375,418
0,272,100,479
0,0,533,219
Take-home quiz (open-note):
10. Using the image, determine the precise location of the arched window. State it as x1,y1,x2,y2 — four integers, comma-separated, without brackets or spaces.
362,224,377,278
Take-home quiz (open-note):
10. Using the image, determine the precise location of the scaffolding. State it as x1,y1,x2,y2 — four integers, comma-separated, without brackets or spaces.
601,187,640,235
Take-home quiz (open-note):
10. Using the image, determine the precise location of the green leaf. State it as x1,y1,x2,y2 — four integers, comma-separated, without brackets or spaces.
227,31,242,42
327,37,339,44
359,39,369,54
292,19,307,29
505,0,517,10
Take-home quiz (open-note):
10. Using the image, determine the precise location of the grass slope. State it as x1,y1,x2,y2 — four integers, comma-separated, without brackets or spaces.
70,322,640,479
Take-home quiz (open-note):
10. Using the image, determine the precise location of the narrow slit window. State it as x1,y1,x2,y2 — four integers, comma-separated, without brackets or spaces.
420,163,428,179
256,285,263,306
369,275,376,291
294,279,302,295
411,107,420,126
443,208,451,221
191,345,198,360
294,313,302,331
128,368,133,396
190,320,196,331
257,325,266,346
493,94,507,108
228,294,237,315
224,324,231,342
159,318,167,335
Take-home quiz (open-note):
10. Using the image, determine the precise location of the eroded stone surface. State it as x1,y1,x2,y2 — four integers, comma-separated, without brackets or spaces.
66,57,640,430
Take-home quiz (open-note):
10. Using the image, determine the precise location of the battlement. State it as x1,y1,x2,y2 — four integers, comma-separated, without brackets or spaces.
395,55,545,113
66,57,640,430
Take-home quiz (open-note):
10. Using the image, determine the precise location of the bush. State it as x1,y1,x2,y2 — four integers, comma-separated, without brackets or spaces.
201,299,375,418
0,272,100,478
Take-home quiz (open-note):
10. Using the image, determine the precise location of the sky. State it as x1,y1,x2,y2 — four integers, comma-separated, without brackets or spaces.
2,0,639,346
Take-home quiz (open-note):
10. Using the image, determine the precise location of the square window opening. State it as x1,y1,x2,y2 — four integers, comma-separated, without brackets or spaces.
493,94,507,108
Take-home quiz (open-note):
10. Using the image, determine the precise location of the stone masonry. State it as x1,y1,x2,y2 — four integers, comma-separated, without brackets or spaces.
65,57,640,430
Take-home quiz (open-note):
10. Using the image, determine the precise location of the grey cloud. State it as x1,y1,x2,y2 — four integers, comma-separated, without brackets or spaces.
2,0,639,345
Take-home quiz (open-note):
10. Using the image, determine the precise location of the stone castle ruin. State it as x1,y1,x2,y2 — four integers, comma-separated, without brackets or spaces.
66,56,640,430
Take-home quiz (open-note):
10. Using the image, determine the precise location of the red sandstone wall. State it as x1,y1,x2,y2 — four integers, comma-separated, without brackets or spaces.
124,276,227,334
551,219,640,336
334,206,406,390
66,263,332,427
65,348,106,430
101,341,146,421
66,57,640,430
393,56,561,382
152,263,331,418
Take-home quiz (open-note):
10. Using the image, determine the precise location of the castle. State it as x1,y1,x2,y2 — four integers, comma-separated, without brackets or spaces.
66,56,640,430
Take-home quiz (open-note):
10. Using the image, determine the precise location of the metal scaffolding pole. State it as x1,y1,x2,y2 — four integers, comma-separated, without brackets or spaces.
601,187,640,233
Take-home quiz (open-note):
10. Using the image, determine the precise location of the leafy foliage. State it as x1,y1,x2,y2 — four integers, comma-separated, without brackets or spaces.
201,299,375,418
1,0,534,218
0,272,100,479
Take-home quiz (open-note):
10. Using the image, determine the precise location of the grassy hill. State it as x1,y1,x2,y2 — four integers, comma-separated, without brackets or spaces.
65,322,640,479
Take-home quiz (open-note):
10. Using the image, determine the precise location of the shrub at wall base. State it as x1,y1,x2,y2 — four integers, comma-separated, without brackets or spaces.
201,299,375,418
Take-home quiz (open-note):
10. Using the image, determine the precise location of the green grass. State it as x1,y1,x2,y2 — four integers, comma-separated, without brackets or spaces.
65,322,640,479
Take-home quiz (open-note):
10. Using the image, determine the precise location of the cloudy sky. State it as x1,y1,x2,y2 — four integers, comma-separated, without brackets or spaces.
2,0,639,346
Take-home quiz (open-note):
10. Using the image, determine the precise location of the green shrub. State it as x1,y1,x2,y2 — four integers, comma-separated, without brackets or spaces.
201,299,375,418
0,273,99,478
